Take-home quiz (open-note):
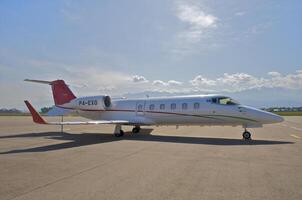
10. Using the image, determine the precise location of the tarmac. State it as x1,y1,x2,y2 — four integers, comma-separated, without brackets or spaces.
0,116,301,200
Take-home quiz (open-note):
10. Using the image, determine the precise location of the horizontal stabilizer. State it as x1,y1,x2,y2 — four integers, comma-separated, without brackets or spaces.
47,106,75,116
24,79,52,85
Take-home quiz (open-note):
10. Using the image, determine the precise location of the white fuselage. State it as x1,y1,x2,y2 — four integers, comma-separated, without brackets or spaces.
60,94,283,128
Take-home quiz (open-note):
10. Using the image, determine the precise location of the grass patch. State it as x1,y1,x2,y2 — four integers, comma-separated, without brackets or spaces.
0,113,30,116
272,111,302,116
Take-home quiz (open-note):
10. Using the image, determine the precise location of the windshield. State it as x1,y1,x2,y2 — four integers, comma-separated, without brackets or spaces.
212,97,239,105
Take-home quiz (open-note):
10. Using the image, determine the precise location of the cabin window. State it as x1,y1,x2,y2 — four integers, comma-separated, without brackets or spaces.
182,103,188,110
211,98,217,104
171,103,176,110
194,102,200,109
160,104,165,110
138,104,143,111
149,104,155,110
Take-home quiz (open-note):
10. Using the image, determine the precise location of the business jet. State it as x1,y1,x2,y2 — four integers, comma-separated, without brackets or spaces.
24,79,284,140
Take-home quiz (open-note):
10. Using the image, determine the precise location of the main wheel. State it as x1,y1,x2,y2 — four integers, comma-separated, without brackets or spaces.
114,130,124,137
132,126,140,134
242,131,251,140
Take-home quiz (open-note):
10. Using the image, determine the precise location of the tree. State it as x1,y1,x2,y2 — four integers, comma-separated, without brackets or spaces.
40,107,52,114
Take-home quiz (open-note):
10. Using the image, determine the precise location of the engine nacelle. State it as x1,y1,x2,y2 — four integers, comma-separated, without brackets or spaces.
70,95,112,110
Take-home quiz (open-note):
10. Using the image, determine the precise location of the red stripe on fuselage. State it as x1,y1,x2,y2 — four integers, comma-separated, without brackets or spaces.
56,106,217,119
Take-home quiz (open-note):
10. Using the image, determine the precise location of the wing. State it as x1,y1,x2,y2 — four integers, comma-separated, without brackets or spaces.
24,100,129,125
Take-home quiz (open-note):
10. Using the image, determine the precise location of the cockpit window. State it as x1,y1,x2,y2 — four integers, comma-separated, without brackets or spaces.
211,97,239,105
217,97,239,105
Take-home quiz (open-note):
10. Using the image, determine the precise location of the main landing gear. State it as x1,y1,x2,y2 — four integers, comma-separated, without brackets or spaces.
114,124,124,137
114,125,141,137
132,126,141,134
242,129,252,140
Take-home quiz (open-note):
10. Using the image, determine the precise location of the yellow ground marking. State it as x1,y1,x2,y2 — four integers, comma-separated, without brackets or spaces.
291,126,302,131
290,134,300,139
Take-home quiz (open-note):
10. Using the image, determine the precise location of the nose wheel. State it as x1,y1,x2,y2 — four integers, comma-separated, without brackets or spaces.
242,130,251,140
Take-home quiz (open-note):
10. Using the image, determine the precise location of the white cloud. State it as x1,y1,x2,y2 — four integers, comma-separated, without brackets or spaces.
190,75,216,86
71,70,302,94
152,80,183,87
176,2,218,43
268,71,281,77
98,86,116,92
152,80,168,87
219,73,255,85
60,8,81,21
269,71,302,90
132,75,148,83
218,73,266,92
235,11,246,16
296,70,302,74
22,60,302,96
177,4,217,28
247,23,272,35
167,80,183,86
2,57,302,109
189,71,302,92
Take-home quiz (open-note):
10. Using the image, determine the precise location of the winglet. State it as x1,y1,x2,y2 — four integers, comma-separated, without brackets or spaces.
24,101,47,124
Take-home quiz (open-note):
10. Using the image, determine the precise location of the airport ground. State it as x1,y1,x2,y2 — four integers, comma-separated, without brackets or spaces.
0,116,301,200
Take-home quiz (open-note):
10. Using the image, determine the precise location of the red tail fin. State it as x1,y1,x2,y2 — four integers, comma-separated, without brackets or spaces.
24,79,76,105
51,80,76,105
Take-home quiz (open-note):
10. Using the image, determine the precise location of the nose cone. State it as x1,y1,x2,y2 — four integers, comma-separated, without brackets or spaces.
240,106,284,124
258,110,284,124
267,113,284,123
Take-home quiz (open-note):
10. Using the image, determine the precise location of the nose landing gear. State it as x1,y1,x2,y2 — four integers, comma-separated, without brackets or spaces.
242,129,251,140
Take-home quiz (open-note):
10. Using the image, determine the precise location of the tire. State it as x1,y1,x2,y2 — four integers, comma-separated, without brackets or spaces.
242,131,251,140
114,130,124,137
132,127,140,134
120,130,124,136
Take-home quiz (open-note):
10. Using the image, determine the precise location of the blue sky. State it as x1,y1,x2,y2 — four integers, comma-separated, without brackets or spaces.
0,0,302,109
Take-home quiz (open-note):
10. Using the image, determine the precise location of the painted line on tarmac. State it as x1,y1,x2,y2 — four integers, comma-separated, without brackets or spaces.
290,134,300,139
291,127,302,131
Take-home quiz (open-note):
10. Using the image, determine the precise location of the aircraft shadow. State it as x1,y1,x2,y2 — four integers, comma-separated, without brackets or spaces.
0,129,293,154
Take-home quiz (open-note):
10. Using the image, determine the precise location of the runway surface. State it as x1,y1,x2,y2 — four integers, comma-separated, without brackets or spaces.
0,116,301,200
